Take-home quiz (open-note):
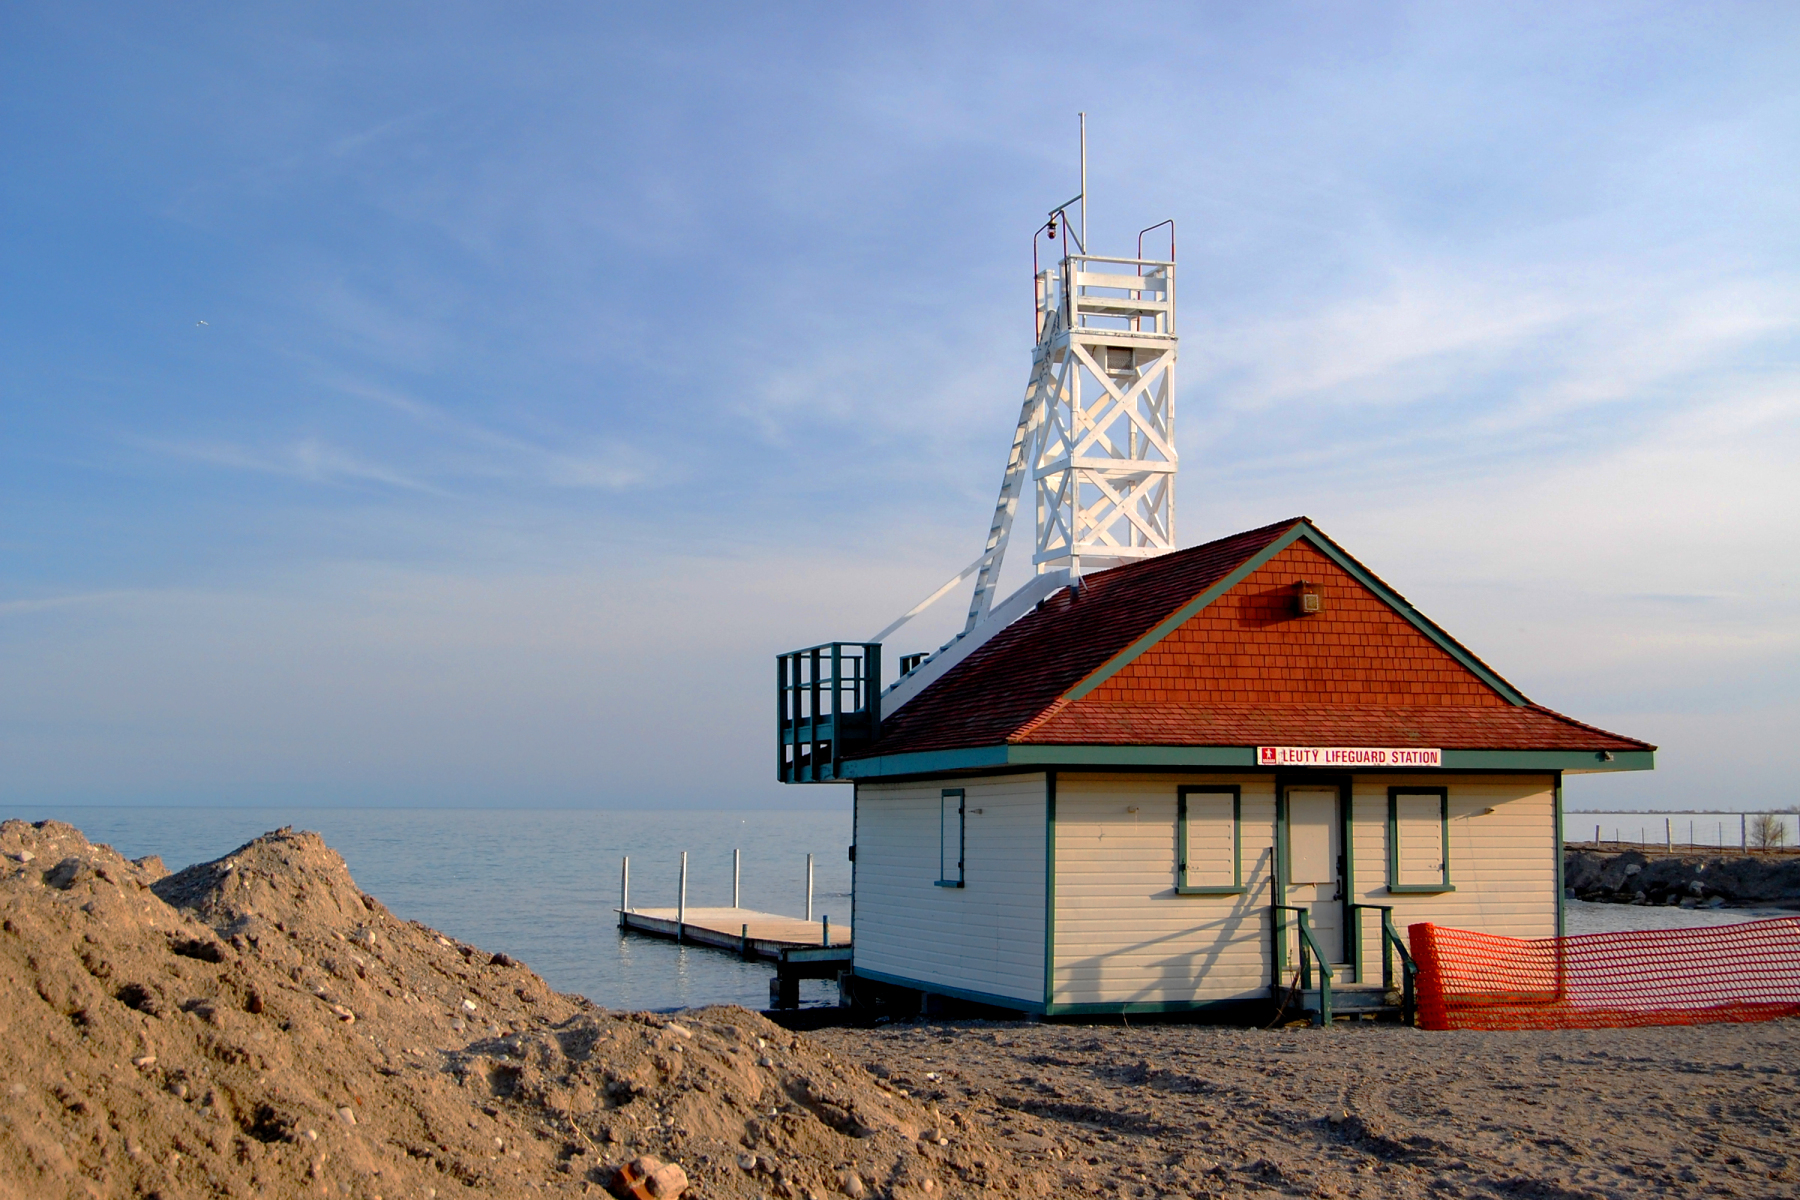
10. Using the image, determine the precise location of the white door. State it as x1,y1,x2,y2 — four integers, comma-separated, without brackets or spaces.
1286,788,1345,966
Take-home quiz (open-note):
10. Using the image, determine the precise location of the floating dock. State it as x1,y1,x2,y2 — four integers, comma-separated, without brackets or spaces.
617,906,849,960
618,906,851,1009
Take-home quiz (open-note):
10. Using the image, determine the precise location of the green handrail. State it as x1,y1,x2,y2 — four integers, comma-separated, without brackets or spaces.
1272,904,1333,1027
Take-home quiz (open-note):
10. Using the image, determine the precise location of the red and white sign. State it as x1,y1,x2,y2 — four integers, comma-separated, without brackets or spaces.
1257,746,1442,768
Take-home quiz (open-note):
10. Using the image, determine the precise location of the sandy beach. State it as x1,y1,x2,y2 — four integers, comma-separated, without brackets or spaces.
816,1017,1800,1198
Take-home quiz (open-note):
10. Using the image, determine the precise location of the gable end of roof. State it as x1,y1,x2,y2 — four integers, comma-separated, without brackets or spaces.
1060,519,1532,708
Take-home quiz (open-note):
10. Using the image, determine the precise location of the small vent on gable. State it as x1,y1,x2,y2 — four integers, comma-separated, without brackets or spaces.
1296,581,1323,616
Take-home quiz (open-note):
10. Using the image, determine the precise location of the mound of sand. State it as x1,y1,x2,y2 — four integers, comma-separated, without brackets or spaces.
0,820,1047,1199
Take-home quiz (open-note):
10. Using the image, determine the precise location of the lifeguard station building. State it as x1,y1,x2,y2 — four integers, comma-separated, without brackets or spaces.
774,177,1653,1020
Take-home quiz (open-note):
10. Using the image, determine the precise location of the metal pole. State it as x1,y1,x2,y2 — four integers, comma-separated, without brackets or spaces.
733,848,741,909
678,851,687,944
1666,818,1671,852
1078,112,1087,253
805,853,814,922
1741,813,1747,851
620,856,630,927
822,916,830,947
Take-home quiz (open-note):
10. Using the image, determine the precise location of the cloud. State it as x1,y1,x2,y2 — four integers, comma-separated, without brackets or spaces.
132,435,438,493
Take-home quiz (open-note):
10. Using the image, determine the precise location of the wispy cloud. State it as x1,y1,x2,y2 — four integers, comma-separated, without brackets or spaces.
132,435,439,493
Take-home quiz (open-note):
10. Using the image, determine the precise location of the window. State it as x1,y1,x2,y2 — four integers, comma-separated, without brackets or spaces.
1177,786,1243,894
937,789,964,887
1388,787,1453,893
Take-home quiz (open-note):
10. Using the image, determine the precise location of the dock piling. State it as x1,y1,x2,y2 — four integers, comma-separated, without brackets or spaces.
678,851,687,944
741,922,750,960
619,856,630,928
805,853,814,922
822,916,830,947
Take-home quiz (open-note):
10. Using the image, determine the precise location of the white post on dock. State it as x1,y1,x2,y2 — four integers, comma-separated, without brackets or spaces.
619,856,630,928
678,851,687,945
805,853,814,922
822,915,830,947
1741,814,1747,851
733,848,741,909
1666,818,1671,852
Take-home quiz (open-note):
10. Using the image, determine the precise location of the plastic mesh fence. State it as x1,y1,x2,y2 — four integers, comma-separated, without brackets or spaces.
1410,918,1800,1031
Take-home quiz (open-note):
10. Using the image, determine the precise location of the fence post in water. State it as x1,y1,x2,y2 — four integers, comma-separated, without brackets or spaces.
733,848,741,909
620,856,630,928
806,853,814,922
1666,818,1671,853
678,851,688,944
741,923,750,960
1741,814,1747,851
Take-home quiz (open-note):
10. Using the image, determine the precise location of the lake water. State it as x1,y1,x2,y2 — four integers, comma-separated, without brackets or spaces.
5,806,852,1013
10,804,1789,1013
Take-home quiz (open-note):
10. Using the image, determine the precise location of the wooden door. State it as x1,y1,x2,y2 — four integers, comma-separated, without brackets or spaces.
1286,786,1346,966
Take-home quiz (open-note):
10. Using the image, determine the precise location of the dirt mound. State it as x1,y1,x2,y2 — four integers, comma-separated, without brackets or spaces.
150,826,384,938
0,820,1046,1199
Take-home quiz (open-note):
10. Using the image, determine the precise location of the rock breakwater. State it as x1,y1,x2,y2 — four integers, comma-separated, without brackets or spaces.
1564,847,1800,908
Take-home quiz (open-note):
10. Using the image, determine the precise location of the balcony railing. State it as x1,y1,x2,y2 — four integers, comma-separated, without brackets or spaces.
776,642,881,783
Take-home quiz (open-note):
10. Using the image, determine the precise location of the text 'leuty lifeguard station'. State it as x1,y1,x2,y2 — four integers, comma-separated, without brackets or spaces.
774,161,1653,1022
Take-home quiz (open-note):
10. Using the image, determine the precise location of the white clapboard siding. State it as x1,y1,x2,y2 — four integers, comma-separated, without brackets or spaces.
1347,774,1557,969
854,775,1045,1004
1053,774,1276,1007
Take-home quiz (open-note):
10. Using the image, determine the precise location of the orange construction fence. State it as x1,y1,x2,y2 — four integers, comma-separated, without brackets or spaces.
1410,918,1800,1031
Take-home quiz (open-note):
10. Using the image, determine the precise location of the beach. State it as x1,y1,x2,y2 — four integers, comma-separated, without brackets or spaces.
816,1018,1800,1198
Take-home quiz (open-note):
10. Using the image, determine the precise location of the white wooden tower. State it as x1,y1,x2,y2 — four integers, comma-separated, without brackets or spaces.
873,117,1179,712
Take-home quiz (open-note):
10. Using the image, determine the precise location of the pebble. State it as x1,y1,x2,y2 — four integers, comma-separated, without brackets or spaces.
665,1023,692,1039
132,1055,156,1068
462,999,478,1012
16,851,33,863
337,1106,357,1125
737,1154,757,1171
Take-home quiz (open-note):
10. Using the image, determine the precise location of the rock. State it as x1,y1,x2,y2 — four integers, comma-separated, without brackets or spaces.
608,1154,688,1200
337,1106,357,1125
837,1170,867,1198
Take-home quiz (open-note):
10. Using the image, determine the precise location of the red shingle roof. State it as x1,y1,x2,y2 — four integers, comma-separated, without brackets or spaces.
857,518,1654,759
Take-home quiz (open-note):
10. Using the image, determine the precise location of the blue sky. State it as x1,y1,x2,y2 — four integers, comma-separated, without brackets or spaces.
2,3,1796,811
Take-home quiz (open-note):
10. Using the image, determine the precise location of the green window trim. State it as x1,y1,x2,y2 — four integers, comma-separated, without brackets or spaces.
936,788,965,888
1176,785,1244,895
1387,786,1454,894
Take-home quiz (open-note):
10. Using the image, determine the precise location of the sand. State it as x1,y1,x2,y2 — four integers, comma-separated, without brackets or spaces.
813,1018,1800,1198
6,817,1797,1200
0,820,1046,1199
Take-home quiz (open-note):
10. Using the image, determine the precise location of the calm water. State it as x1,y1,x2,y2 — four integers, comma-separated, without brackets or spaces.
1563,898,1796,935
4,806,851,1013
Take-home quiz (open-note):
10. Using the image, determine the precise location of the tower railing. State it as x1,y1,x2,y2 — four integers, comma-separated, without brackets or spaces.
776,642,881,783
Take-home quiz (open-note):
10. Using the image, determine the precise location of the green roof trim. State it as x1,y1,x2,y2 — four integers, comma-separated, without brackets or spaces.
1060,521,1532,708
839,744,1652,779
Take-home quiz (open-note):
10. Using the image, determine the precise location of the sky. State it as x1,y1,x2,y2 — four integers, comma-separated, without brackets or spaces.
1,3,1796,812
